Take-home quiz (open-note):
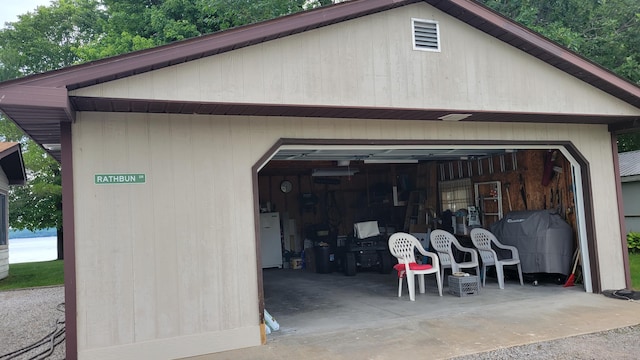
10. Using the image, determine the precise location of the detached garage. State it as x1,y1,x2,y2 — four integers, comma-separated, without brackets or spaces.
0,0,639,359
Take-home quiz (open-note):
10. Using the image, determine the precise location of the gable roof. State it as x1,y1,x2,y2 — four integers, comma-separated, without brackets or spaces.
0,142,26,185
1,0,640,162
619,150,640,178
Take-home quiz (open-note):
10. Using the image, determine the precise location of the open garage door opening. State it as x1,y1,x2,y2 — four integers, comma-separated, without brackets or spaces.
255,141,594,336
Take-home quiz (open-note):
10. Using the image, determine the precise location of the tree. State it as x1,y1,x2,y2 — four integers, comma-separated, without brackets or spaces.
0,0,107,258
479,0,640,152
79,0,334,60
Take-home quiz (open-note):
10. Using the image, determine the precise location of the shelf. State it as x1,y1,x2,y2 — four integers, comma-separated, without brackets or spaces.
474,181,503,228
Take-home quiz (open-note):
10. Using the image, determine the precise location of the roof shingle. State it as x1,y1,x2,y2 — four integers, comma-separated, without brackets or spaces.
619,150,640,177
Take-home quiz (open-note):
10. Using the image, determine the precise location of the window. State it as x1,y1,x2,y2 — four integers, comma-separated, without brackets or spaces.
439,178,473,213
412,18,440,52
0,193,6,246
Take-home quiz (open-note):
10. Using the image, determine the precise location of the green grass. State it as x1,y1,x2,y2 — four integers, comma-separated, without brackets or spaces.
0,260,64,291
630,253,640,291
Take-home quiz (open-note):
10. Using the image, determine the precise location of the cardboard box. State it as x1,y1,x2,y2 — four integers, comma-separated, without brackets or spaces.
290,257,302,270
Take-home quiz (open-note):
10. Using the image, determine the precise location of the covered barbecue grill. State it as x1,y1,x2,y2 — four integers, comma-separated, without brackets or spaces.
490,210,573,277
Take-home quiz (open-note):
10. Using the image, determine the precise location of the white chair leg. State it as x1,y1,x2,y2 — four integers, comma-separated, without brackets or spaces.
398,277,403,297
435,273,443,296
475,266,481,289
481,265,487,287
517,263,524,286
418,274,426,294
407,273,416,301
496,263,505,289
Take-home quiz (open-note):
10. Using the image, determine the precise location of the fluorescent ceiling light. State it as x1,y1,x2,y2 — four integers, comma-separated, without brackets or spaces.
438,113,472,121
312,168,359,177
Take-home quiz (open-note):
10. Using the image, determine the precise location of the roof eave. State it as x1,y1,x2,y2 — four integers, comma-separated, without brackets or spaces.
0,143,27,185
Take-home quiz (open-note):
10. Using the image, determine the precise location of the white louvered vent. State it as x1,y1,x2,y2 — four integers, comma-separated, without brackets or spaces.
412,18,440,52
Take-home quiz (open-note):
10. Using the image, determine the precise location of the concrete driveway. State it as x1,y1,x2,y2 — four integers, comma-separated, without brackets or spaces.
186,269,640,360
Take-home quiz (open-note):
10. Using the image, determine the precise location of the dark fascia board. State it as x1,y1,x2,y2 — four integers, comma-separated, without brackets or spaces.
609,120,640,134
0,143,26,185
0,85,75,122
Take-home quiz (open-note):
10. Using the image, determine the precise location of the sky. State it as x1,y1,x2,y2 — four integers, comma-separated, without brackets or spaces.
1,0,54,28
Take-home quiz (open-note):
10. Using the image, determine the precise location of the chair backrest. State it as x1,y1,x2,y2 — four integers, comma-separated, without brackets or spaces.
429,229,454,267
470,228,497,264
388,232,418,264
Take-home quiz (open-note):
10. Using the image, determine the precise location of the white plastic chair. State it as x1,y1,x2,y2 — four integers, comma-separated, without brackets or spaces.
470,228,524,289
388,232,442,301
429,229,481,288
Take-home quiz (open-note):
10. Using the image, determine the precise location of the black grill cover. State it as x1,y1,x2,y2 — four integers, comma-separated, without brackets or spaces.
490,210,573,275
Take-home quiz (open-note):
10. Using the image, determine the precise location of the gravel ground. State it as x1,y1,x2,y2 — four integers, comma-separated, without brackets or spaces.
1,286,638,360
0,286,65,360
453,324,640,359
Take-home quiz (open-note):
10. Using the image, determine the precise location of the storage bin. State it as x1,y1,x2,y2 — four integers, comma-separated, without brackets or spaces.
448,275,479,297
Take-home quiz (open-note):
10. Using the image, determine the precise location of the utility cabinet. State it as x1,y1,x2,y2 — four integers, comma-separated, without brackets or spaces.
474,181,503,227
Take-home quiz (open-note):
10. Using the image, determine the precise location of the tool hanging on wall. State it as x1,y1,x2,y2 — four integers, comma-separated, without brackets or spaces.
504,182,513,211
558,189,564,219
542,150,558,186
553,166,562,209
519,173,527,210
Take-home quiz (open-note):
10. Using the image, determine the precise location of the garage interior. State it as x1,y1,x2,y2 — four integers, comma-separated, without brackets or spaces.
257,145,586,336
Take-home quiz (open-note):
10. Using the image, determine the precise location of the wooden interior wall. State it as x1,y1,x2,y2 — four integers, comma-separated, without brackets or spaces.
438,150,577,236
258,165,417,251
258,150,578,253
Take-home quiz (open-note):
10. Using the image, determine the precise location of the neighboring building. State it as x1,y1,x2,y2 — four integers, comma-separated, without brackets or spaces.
619,150,640,234
0,142,26,279
0,0,639,359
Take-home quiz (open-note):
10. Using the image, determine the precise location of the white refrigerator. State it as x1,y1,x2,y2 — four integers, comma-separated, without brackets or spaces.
260,212,282,268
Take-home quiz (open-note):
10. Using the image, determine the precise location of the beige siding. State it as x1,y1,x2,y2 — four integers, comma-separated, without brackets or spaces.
73,113,260,359
71,4,640,117
73,111,625,358
0,169,8,280
0,250,7,280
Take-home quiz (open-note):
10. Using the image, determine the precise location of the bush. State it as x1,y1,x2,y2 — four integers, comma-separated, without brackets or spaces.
628,232,640,253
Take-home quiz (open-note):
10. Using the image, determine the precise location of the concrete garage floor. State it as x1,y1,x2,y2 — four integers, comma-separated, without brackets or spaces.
192,268,640,360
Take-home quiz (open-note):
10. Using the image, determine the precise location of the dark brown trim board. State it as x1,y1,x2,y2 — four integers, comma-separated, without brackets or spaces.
559,142,600,293
61,122,78,360
251,139,286,343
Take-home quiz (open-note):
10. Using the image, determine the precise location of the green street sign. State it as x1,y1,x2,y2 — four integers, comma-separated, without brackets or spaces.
95,173,146,184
